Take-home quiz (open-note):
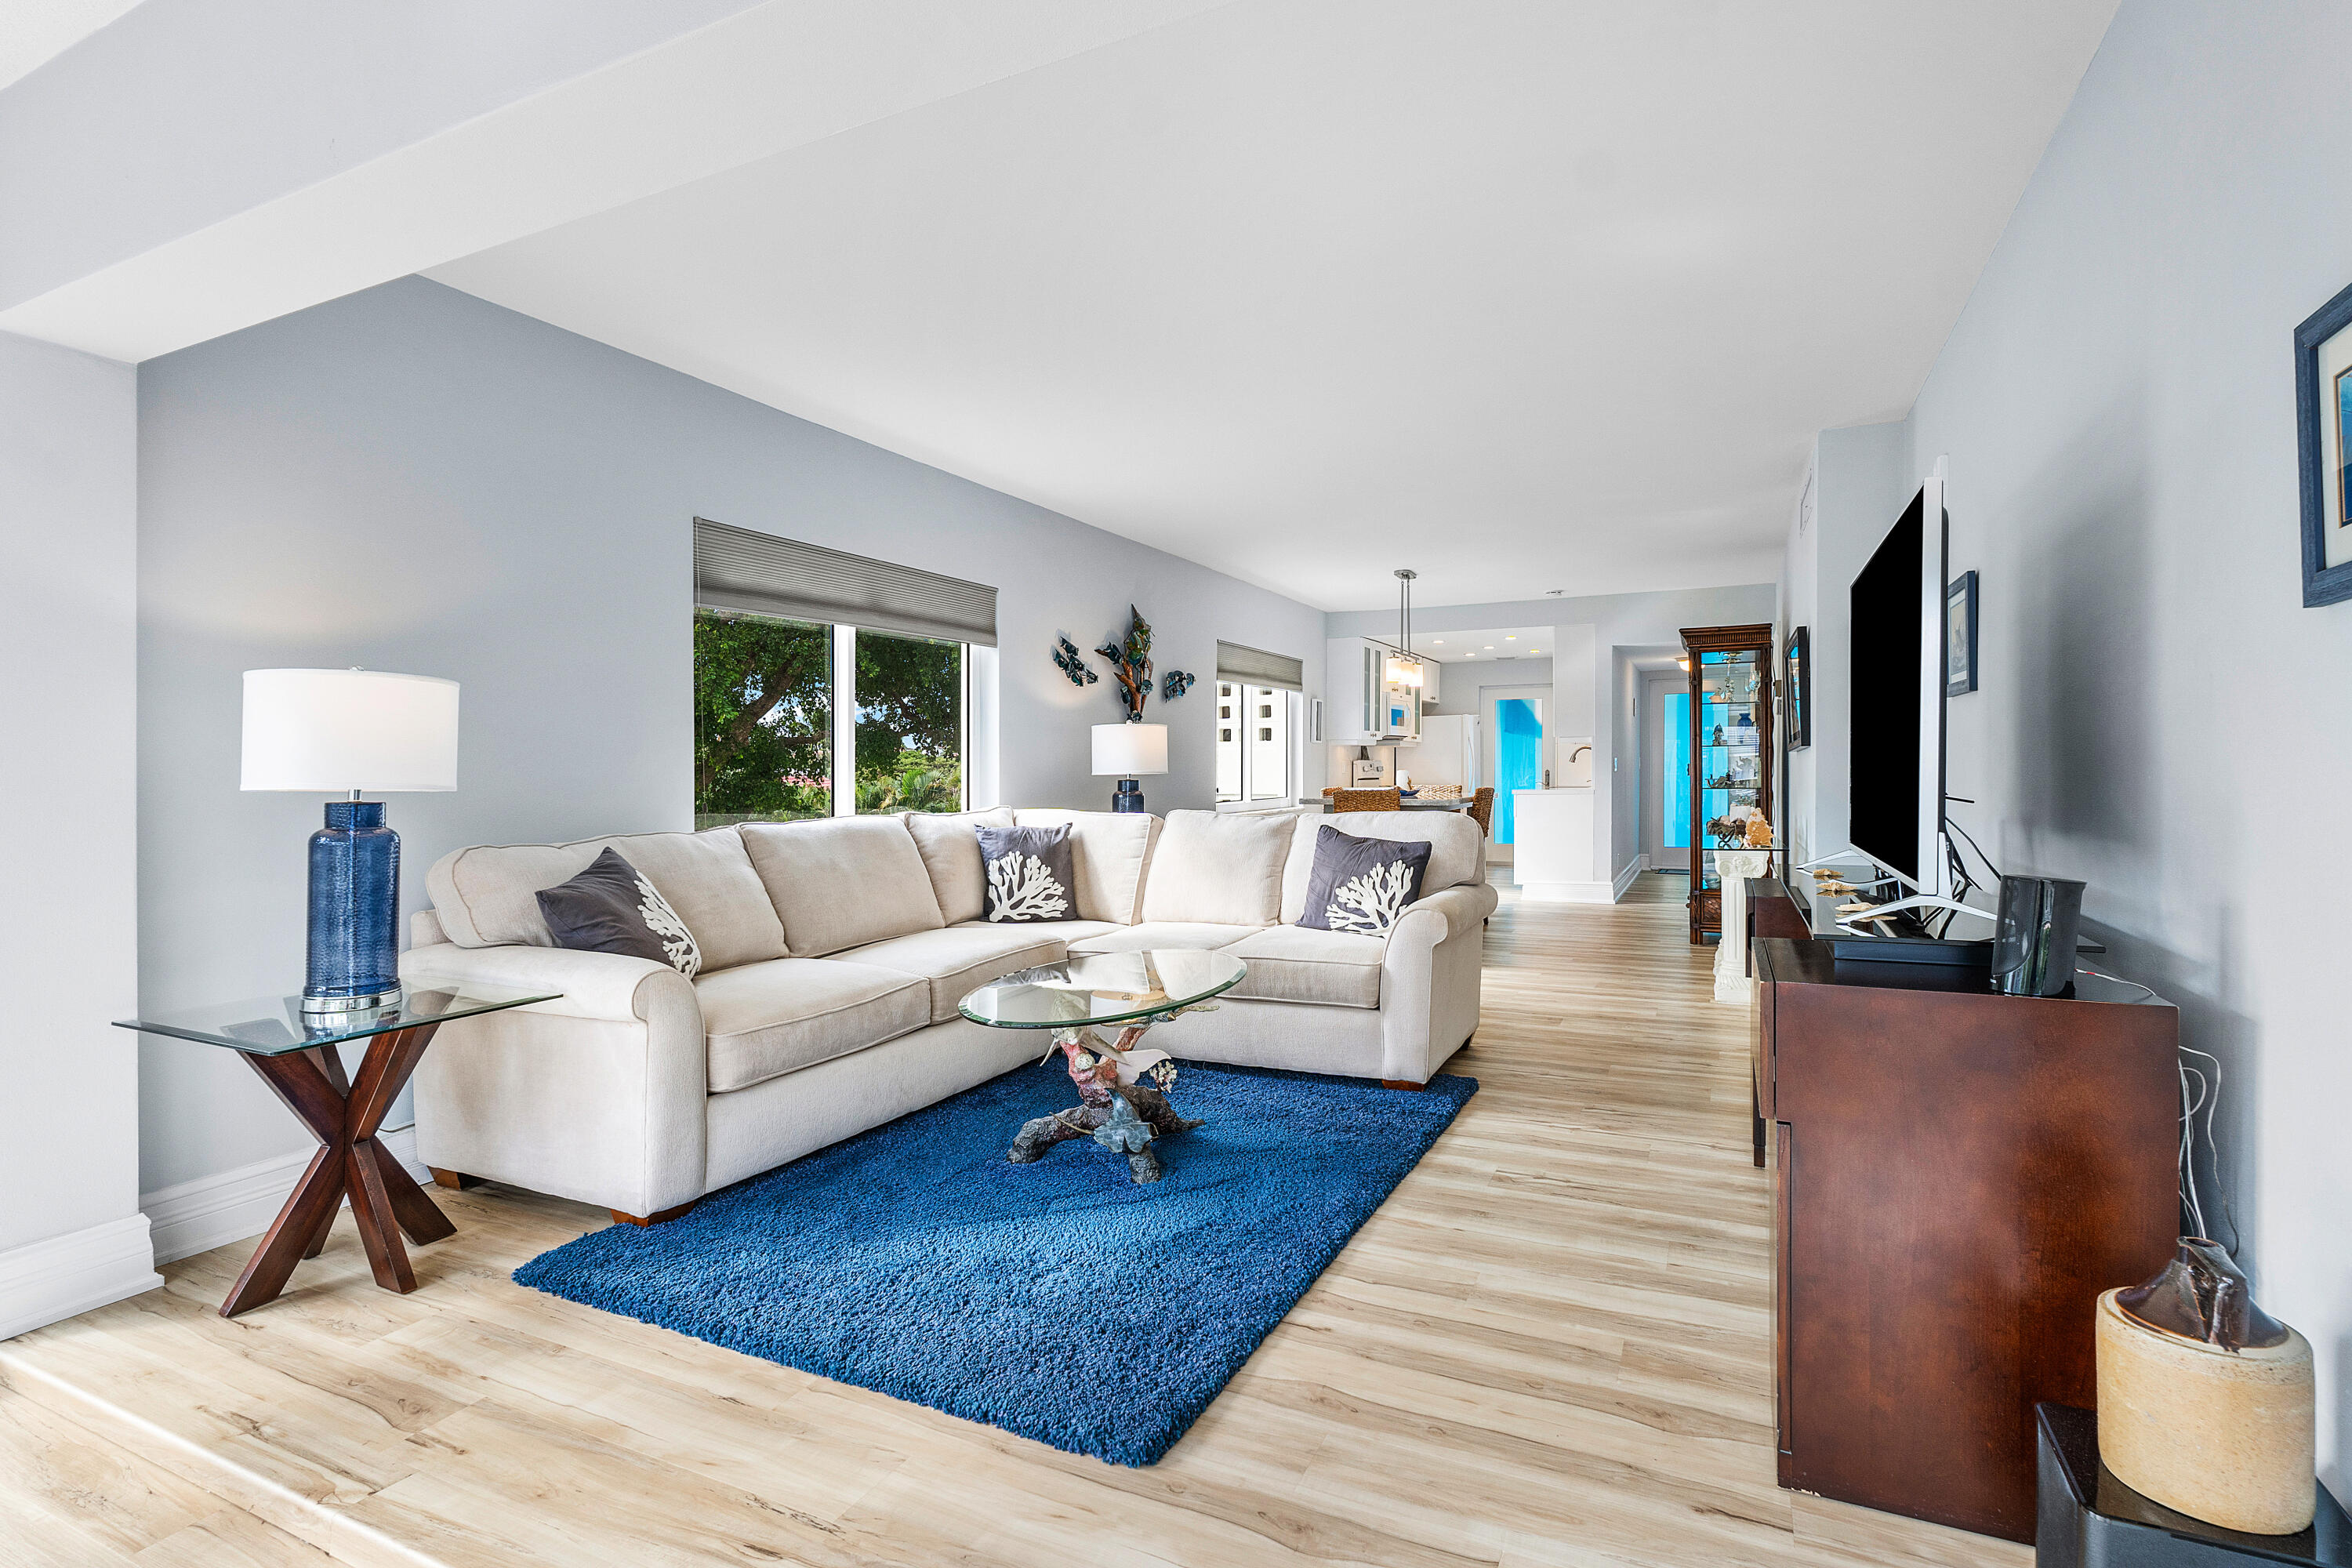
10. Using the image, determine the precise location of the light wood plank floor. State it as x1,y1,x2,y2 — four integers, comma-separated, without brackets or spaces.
1,874,2029,1568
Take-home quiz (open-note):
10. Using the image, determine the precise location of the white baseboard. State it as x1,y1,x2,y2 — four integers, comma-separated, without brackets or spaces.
0,1214,162,1341
141,1125,431,1268
1514,860,1645,906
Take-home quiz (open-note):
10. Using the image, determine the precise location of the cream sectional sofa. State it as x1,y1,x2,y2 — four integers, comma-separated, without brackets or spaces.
401,807,1496,1221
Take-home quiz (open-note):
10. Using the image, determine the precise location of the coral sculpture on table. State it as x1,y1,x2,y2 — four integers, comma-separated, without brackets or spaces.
1052,635,1098,688
1744,812,1774,848
1095,607,1154,720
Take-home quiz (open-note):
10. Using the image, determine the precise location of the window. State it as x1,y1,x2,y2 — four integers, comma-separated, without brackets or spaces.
694,610,833,824
853,628,965,815
1215,681,1294,804
694,610,968,827
691,520,993,828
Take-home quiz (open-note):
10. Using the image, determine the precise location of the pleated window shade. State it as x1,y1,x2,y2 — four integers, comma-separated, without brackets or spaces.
692,518,997,647
1215,641,1304,691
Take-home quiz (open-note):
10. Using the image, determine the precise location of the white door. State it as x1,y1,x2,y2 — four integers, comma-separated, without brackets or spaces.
1481,686,1547,865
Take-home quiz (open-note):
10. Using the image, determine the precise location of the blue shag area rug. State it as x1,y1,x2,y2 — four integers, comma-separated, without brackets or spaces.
514,1058,1475,1465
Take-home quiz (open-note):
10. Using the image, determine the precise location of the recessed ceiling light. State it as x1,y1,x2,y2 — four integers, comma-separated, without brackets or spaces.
1483,645,1494,650
1432,639,1443,644
1505,635,1516,641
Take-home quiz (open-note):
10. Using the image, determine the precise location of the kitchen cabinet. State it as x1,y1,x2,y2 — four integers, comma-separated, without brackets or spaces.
1323,637,1424,743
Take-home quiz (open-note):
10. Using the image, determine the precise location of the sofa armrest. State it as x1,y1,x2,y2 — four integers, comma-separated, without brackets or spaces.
1388,882,1499,949
398,942,708,1215
399,942,696,1026
1376,880,1497,1083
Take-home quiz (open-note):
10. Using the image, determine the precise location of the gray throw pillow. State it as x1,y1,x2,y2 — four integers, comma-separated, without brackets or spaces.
975,823,1078,923
535,848,702,977
1297,825,1432,935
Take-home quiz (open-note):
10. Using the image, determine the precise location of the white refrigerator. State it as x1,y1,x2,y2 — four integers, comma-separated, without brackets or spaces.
1408,714,1480,790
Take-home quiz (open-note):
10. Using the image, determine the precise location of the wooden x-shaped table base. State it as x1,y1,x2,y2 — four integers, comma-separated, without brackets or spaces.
223,1019,456,1318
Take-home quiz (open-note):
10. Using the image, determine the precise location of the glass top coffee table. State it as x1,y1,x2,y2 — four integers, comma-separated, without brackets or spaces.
960,949,1246,1184
114,985,557,1316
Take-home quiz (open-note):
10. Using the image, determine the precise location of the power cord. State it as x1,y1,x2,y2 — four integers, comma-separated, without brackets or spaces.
2079,961,2235,1252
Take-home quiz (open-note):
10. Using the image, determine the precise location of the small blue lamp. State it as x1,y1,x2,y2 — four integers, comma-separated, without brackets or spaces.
241,669,459,1014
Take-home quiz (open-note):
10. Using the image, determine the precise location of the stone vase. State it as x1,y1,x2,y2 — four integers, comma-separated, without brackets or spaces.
2094,1240,2315,1535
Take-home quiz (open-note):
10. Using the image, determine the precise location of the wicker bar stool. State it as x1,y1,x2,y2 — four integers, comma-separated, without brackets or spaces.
1332,788,1403,813
1466,786,1495,837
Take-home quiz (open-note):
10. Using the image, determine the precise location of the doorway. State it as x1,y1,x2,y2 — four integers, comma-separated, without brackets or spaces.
1641,673,1691,873
1482,685,1547,864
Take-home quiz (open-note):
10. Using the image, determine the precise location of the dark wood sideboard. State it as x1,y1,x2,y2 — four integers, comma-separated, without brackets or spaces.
1749,907,2180,1543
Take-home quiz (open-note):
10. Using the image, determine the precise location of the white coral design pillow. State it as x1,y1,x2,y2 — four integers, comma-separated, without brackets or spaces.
975,823,1077,924
632,874,702,978
1297,825,1433,936
534,847,702,977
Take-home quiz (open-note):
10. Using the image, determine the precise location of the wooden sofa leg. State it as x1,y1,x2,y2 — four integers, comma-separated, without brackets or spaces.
610,1203,695,1227
1380,1079,1426,1092
429,1167,483,1190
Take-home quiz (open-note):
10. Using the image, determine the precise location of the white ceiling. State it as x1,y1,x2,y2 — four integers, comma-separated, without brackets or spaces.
419,1,2110,614
1406,626,1555,666
0,0,141,92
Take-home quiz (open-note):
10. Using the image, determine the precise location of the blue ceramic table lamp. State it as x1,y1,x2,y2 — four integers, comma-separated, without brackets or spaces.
241,669,459,1015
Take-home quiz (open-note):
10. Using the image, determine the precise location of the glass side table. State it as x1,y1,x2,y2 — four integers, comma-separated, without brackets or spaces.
114,985,557,1317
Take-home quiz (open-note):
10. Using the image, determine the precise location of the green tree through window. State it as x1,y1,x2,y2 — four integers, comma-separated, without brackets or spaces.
694,611,965,826
855,630,964,815
695,611,832,825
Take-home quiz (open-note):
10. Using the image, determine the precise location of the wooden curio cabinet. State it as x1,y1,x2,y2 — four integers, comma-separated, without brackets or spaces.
1682,623,1775,943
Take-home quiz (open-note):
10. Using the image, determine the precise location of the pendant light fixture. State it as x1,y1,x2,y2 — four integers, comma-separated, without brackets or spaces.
1387,568,1425,688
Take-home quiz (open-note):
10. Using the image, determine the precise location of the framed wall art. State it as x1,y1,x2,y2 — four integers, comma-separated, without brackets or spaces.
1784,626,1809,750
1945,572,1979,696
2294,278,2352,605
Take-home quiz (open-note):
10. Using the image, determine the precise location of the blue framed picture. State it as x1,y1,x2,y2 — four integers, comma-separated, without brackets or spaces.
1785,626,1809,750
2293,278,2352,605
1945,572,1978,697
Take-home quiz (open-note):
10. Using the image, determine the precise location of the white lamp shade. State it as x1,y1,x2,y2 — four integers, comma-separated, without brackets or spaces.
241,669,460,792
1091,721,1168,777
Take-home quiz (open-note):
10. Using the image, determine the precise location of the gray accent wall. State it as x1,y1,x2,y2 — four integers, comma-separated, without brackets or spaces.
136,276,1325,1193
1789,0,2352,1486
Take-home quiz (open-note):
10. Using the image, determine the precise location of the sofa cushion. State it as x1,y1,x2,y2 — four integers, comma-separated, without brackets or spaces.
904,808,1014,924
695,958,930,1093
1011,810,1159,924
1140,810,1292,925
427,827,786,971
1219,925,1385,1009
1297,825,1433,935
1066,921,1265,954
535,848,702,977
739,816,946,957
1279,811,1486,922
833,924,1073,1024
975,823,1080,924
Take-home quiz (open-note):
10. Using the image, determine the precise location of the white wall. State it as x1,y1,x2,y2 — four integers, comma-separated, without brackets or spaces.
1798,0,2352,1486
136,276,1325,1196
1783,421,1913,872
0,329,156,1330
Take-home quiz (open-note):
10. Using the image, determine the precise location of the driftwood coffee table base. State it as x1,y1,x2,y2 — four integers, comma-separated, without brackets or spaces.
1008,1024,1203,1183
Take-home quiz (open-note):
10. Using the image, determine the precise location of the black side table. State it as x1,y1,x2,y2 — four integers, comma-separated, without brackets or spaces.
2038,1403,2350,1566
116,985,554,1317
